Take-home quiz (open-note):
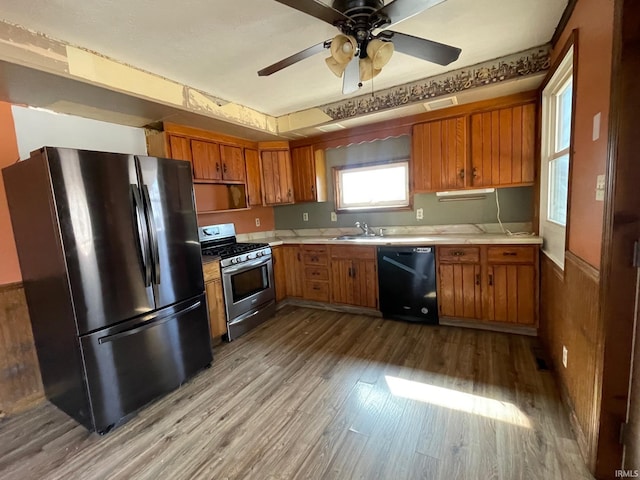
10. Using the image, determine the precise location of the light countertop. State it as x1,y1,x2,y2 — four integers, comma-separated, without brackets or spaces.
262,234,542,247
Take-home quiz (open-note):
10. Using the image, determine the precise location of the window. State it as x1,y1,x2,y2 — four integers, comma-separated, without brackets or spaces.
540,46,574,268
334,160,410,211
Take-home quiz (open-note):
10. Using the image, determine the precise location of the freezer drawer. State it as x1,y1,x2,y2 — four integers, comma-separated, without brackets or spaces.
80,294,212,433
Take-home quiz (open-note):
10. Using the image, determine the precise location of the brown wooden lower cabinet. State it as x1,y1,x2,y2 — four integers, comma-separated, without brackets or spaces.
203,259,227,341
436,244,538,326
438,263,482,319
271,246,287,302
329,246,378,309
282,245,303,298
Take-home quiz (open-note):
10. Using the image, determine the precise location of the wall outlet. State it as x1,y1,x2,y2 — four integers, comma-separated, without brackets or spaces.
330,212,338,222
303,212,309,222
416,208,424,220
562,345,568,368
255,218,260,227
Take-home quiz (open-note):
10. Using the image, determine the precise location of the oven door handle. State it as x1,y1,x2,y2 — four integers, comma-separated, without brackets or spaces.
223,256,271,274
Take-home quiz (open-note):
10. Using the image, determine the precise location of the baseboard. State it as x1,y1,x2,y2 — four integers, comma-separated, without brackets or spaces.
439,316,538,336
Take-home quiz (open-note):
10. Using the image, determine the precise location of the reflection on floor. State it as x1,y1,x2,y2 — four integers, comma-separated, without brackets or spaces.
0,306,594,479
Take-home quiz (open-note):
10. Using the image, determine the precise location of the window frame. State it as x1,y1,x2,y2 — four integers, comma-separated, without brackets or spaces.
539,38,576,270
333,159,412,213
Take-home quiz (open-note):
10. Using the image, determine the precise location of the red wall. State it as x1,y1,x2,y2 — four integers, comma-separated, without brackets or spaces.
0,102,22,285
552,0,614,268
197,206,275,234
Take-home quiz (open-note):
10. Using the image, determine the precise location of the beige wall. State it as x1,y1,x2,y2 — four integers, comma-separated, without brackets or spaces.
552,0,614,269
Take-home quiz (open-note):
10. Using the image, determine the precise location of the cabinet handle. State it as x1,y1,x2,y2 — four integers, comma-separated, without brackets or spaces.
223,163,227,174
473,167,478,178
288,189,292,198
459,169,465,179
453,251,465,257
503,252,518,256
313,285,320,291
311,185,315,195
348,267,353,278
297,252,301,261
489,274,493,286
475,274,480,286
352,265,357,278
216,163,221,172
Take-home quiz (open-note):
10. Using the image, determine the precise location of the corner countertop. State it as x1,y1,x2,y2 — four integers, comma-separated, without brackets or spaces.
261,234,542,247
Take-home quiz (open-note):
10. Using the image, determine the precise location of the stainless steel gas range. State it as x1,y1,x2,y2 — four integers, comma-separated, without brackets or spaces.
198,223,275,341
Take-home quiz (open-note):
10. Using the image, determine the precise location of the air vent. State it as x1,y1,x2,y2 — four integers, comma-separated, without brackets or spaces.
424,96,458,111
316,123,346,133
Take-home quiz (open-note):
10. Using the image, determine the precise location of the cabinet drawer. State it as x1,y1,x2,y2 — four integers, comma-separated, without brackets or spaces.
330,245,376,260
304,281,330,302
304,266,329,281
487,246,535,264
202,259,221,283
438,246,480,263
301,245,328,265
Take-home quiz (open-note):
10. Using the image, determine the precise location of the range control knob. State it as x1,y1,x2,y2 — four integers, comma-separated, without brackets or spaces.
256,251,263,257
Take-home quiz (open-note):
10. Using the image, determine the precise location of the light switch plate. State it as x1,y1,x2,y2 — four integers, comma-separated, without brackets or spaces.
330,212,337,222
593,113,601,141
596,174,605,201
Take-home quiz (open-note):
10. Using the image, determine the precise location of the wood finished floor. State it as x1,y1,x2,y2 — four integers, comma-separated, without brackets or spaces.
0,306,593,480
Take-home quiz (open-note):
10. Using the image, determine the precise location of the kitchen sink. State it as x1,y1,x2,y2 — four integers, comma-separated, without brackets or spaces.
331,234,378,240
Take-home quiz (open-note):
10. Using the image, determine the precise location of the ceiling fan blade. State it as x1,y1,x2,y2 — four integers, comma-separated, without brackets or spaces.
342,57,360,95
274,0,351,26
387,31,461,66
376,0,447,29
258,41,329,76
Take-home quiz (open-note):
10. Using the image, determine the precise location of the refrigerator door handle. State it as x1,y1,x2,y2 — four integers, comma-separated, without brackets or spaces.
98,300,202,344
142,184,161,285
131,185,152,287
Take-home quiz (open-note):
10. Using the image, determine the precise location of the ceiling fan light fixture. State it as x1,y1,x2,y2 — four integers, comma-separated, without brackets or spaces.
359,57,381,82
367,39,394,70
325,56,348,77
330,34,357,64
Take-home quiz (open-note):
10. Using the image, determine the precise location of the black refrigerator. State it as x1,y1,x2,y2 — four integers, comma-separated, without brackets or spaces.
3,147,213,434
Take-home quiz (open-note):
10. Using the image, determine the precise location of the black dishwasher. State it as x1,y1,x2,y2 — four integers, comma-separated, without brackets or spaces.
377,246,438,324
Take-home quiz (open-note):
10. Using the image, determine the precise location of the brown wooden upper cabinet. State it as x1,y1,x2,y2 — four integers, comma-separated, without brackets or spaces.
411,101,536,192
291,145,327,203
169,135,245,183
259,143,294,205
470,103,535,187
412,116,468,192
219,144,245,182
244,148,263,207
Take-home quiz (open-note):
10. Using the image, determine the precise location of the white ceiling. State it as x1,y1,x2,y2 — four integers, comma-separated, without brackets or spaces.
0,0,566,118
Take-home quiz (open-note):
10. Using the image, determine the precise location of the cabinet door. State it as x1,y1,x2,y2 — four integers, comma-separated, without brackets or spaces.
191,140,221,181
205,278,227,340
272,246,287,302
169,135,192,162
220,145,245,181
351,258,378,308
470,103,535,187
261,150,294,205
292,145,316,202
438,263,482,319
486,264,535,325
244,148,263,206
412,116,467,192
330,258,353,305
282,245,303,298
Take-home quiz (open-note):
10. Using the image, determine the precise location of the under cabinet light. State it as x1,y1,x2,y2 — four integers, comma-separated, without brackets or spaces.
435,188,495,197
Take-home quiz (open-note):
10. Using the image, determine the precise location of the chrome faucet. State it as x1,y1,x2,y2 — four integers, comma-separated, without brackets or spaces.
355,221,371,236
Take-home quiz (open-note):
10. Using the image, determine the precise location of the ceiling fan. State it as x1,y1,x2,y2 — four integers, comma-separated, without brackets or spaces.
258,0,462,95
